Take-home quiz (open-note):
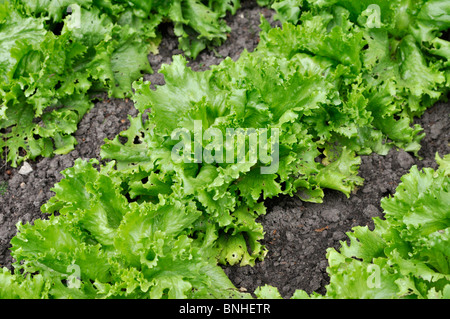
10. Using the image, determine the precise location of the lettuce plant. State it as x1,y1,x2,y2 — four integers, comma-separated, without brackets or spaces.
3,159,252,299
0,1,152,167
266,154,449,299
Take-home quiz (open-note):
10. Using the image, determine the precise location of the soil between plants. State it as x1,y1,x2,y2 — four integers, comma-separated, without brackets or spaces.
0,0,449,299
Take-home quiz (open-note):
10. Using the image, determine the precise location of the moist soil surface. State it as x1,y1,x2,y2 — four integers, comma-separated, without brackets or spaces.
0,0,449,299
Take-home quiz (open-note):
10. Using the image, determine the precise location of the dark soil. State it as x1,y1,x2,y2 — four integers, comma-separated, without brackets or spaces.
0,0,449,299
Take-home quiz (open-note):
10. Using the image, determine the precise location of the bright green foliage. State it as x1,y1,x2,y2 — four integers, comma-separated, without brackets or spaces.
13,0,241,59
99,33,368,263
266,0,450,154
97,0,446,296
1,0,449,299
6,159,251,299
324,153,450,299
0,1,153,167
0,268,50,299
0,0,241,167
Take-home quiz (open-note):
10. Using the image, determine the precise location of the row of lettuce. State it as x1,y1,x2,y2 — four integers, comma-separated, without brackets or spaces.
2,151,449,299
0,0,449,298
2,153,449,298
0,0,255,167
